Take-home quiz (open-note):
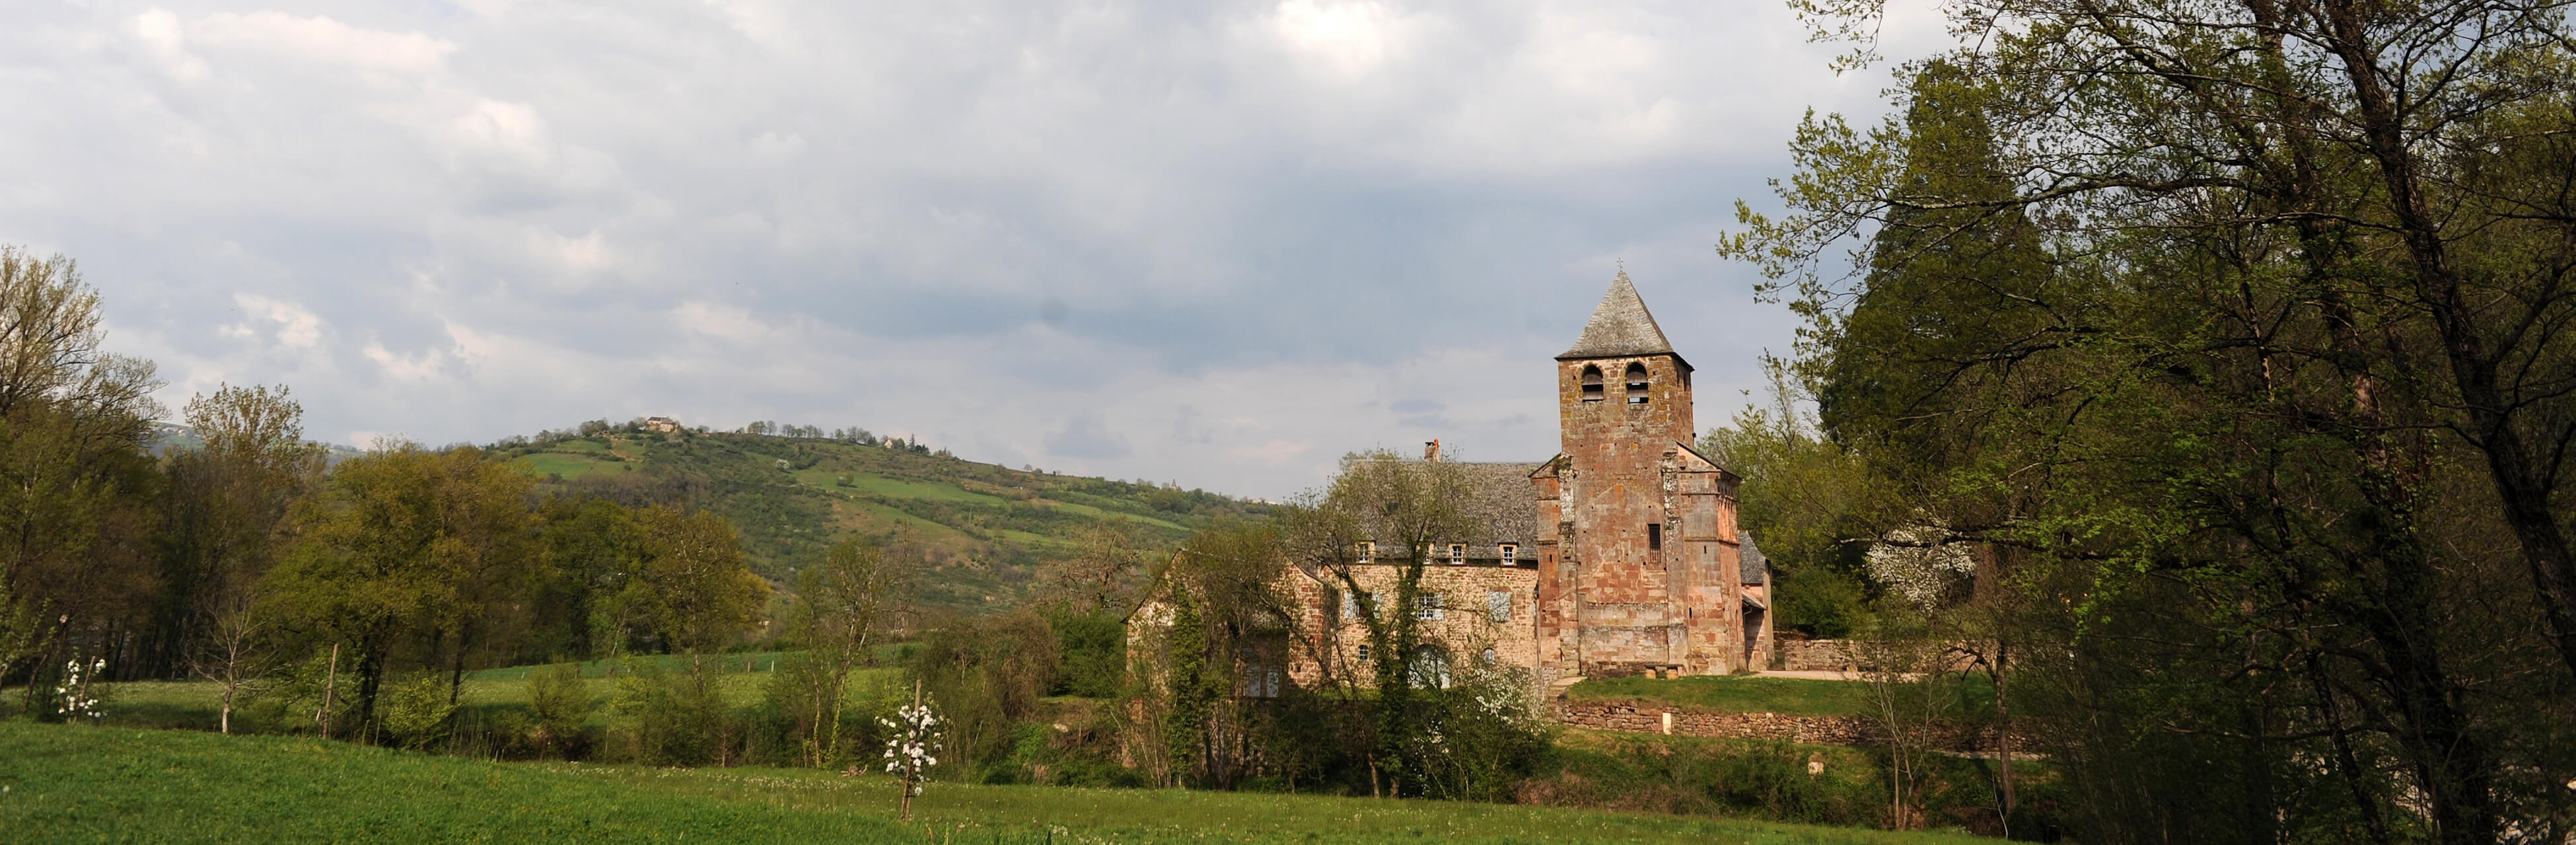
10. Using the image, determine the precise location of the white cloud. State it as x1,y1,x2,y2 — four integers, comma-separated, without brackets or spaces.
225,293,324,348
133,9,209,81
188,11,455,77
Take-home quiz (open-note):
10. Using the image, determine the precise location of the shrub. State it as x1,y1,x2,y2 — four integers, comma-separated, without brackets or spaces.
382,675,459,751
526,663,594,759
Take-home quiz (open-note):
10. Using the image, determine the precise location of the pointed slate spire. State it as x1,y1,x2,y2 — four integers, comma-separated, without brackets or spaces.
1557,270,1677,359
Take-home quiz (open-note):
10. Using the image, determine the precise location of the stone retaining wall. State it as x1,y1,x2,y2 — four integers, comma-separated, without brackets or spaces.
1771,639,1987,672
1554,700,2024,753
1775,639,1853,671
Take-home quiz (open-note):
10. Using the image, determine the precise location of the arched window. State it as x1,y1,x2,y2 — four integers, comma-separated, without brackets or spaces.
1625,362,1650,404
1581,365,1604,402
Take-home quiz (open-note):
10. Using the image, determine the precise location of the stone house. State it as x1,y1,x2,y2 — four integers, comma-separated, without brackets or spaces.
1131,274,1773,698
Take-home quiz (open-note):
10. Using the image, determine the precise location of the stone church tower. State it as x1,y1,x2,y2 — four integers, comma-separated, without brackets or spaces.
1532,273,1746,680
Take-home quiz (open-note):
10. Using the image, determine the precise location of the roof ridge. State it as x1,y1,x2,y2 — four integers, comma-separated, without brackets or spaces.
1557,270,1676,359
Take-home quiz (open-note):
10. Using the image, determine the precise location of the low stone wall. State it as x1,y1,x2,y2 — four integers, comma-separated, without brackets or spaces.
1775,639,1853,672
1554,700,2026,753
1771,639,1987,673
1556,700,1873,745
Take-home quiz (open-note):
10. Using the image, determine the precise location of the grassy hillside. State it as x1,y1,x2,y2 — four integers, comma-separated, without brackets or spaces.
0,722,1996,844
485,428,1268,610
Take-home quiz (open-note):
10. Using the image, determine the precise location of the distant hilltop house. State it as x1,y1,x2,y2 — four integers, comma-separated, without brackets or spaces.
643,416,682,433
1131,273,1773,697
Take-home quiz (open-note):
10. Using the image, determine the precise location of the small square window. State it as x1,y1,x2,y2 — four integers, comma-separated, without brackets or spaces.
1449,543,1466,564
1356,644,1372,661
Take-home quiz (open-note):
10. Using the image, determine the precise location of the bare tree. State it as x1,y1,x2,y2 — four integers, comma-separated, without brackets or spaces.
188,587,273,734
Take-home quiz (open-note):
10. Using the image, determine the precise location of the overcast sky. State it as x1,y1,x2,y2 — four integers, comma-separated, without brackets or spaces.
4,0,1947,499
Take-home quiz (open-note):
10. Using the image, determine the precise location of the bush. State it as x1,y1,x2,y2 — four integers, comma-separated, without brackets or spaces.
382,675,459,751
1048,611,1125,698
609,657,739,766
913,610,1059,780
526,664,594,759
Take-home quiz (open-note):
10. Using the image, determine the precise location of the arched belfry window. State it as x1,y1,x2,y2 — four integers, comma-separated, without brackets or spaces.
1581,365,1604,402
1626,363,1650,404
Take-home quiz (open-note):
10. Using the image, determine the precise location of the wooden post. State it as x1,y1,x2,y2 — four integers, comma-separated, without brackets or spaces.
900,677,923,822
316,643,340,737
1997,641,2014,833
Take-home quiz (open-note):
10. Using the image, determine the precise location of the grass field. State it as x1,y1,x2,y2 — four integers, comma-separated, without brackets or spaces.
0,722,1995,844
3,658,910,733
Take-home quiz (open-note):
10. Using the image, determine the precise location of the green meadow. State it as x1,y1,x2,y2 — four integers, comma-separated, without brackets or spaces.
0,722,1997,844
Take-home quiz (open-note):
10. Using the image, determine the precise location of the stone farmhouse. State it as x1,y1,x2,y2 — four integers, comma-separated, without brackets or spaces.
1133,274,1773,698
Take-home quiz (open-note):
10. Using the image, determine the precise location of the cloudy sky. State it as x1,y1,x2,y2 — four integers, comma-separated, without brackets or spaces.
4,0,1947,499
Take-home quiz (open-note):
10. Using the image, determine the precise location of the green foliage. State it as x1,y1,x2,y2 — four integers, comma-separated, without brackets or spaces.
494,427,1262,612
525,663,593,758
608,659,738,766
1723,3,2576,840
380,674,457,751
1046,610,1125,698
912,610,1058,779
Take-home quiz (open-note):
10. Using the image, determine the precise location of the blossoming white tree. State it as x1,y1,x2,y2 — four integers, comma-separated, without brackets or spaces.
55,656,105,722
879,680,942,822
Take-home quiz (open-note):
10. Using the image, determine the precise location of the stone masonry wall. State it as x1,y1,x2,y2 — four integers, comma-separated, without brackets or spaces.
1553,699,2028,753
1280,562,1540,689
1773,639,1986,673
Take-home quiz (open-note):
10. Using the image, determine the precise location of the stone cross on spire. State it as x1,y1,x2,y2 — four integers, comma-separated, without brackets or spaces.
1556,270,1678,360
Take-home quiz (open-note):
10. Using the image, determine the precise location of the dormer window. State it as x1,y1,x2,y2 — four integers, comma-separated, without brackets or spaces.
1449,543,1466,564
1356,541,1375,564
1499,544,1519,566
1626,363,1650,404
1581,365,1604,401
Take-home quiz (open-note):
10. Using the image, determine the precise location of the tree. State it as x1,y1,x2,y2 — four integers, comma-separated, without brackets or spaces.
188,585,272,734
781,536,911,768
622,505,766,661
154,385,324,671
530,495,647,662
1725,3,2576,840
0,246,162,708
1039,519,1151,614
262,443,539,741
1279,450,1478,797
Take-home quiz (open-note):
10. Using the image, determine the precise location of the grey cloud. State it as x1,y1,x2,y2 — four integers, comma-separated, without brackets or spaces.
1045,413,1132,460
5,0,1935,497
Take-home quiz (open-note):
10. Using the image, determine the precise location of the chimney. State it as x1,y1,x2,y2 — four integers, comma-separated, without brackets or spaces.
1423,439,1441,462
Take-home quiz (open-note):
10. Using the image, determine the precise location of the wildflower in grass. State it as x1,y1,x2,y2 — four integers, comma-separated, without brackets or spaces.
878,688,942,821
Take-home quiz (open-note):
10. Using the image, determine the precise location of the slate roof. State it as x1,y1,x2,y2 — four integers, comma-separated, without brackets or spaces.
1351,460,1544,556
1739,529,1770,584
1557,271,1680,361
1454,461,1544,546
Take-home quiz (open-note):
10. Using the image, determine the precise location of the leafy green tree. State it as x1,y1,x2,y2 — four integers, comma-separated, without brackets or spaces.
1280,451,1478,797
262,443,538,741
157,385,322,682
0,246,163,708
529,496,647,661
621,505,766,661
1725,3,2576,840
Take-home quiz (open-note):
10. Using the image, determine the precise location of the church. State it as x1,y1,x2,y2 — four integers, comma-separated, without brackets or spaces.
1135,273,1773,696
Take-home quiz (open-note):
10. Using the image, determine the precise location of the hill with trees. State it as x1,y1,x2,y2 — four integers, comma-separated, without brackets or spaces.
475,421,1264,611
